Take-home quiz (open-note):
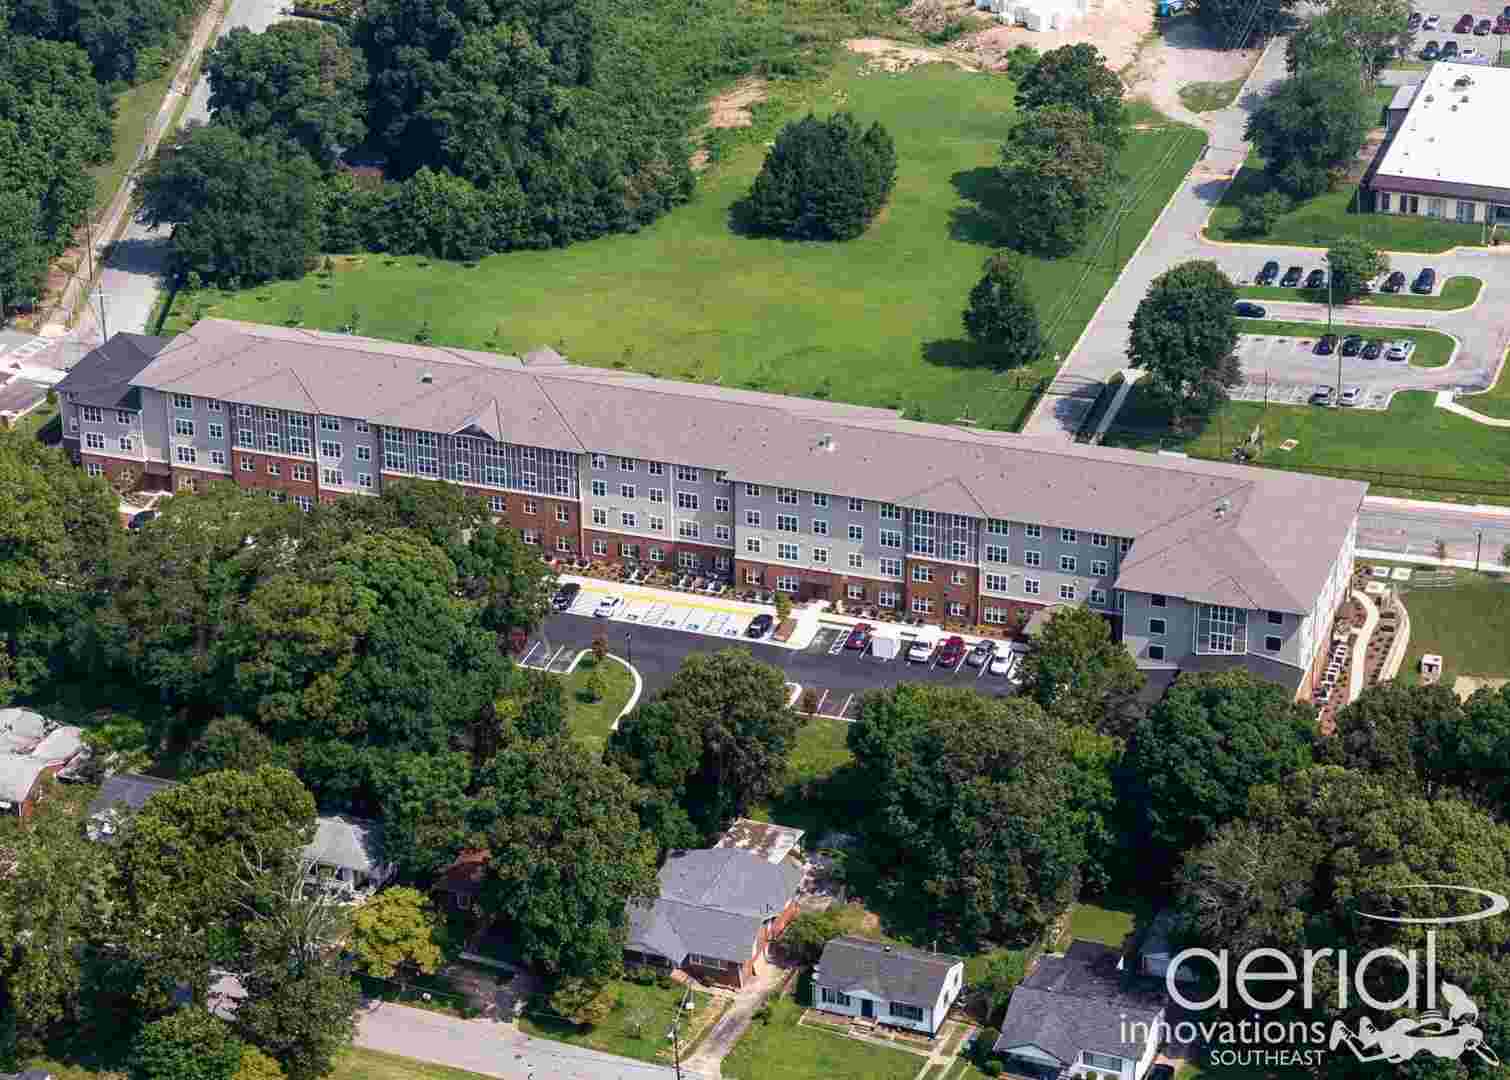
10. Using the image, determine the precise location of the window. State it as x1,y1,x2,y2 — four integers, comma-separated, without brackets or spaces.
911,597,934,615
848,525,864,543
1090,588,1108,606
745,568,762,585
1149,618,1167,636
592,508,608,526
175,418,195,437
1091,532,1109,548
592,539,608,556
1024,550,1042,568
1119,537,1133,555
292,465,312,482
294,496,313,512
1265,635,1282,652
114,409,132,425
85,432,105,450
986,519,1009,536
985,545,1009,564
679,552,701,571
556,536,572,553
1427,197,1444,219
172,394,193,410
715,471,730,485
985,573,1009,593
323,468,343,486
880,529,902,549
210,450,225,465
678,520,701,540
1024,578,1041,596
85,463,103,477
777,515,798,533
1060,528,1078,544
950,570,967,586
777,488,799,505
524,530,541,546
713,496,729,513
354,420,368,433
714,525,731,542
267,462,281,477
1114,590,1125,612
320,441,341,459
848,553,863,570
1379,192,1391,212
206,400,222,413
649,547,664,563
745,483,762,497
648,461,665,476
847,584,865,601
1024,523,1042,539
280,411,300,426
948,601,967,619
776,575,799,593
848,498,864,513
677,492,700,510
1201,604,1246,653
746,537,762,554
592,480,608,497
205,422,223,441
777,542,799,561
812,519,829,536
878,591,898,610
620,483,636,500
1059,555,1077,574
1267,611,1284,626
522,500,536,515
812,547,829,565
984,607,1009,625
745,510,762,527
488,496,506,513
80,405,103,424
1084,1053,1123,1072
1148,644,1166,661
880,503,902,521
554,477,572,496
451,462,471,482
812,493,828,508
880,557,902,578
1059,583,1077,601
676,466,699,483
912,564,933,583
1151,594,1167,608
320,417,341,432
1091,560,1109,577
241,457,254,473
591,454,607,469
238,405,253,419
356,446,372,462
118,436,135,452
890,1003,925,1022
620,457,636,472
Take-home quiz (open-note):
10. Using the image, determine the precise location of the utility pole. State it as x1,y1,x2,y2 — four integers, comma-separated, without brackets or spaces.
1476,530,1482,571
87,218,110,342
670,985,691,1080
625,631,632,666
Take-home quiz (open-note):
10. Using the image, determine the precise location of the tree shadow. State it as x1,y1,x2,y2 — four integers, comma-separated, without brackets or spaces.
922,339,993,371
949,166,1016,247
727,195,761,238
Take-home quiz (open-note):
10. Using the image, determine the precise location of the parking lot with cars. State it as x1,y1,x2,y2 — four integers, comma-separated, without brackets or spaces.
1224,333,1424,409
1412,2,1510,61
1239,259,1448,298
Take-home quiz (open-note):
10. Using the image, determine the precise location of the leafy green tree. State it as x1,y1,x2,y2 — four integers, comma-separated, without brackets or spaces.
0,188,48,310
961,253,1043,370
1125,670,1316,856
206,24,368,167
130,1008,244,1080
548,975,616,1025
349,886,443,990
235,968,360,1080
782,909,849,965
1015,44,1124,139
606,699,706,855
1126,259,1241,422
1245,67,1374,198
370,750,472,879
979,950,1028,1017
1017,605,1143,735
743,113,897,241
1286,0,1414,86
997,105,1119,256
136,125,324,286
233,1048,285,1080
185,716,287,776
472,738,658,978
1325,236,1389,300
1195,0,1299,46
1236,190,1291,236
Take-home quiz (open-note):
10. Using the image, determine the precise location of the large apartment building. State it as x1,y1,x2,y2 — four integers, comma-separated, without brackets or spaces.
57,320,1367,694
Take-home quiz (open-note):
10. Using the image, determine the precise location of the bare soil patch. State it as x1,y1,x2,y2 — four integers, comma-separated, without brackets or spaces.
709,77,768,129
1453,675,1508,700
958,0,1154,75
845,36,981,74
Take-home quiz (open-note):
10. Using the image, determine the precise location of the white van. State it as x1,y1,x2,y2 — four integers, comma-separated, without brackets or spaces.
906,626,941,663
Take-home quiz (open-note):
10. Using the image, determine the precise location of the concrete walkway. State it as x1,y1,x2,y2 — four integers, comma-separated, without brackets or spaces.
912,1021,973,1080
1347,588,1379,705
1435,389,1510,427
681,963,794,1079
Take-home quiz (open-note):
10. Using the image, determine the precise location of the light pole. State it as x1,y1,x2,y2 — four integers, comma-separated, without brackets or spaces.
625,631,632,666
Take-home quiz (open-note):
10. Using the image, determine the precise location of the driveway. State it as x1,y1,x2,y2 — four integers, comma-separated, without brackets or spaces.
680,961,793,1079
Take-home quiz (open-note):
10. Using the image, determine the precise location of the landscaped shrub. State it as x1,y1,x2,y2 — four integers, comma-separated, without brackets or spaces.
742,113,897,241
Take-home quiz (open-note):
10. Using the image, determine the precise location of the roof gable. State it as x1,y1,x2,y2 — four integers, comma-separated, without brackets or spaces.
816,936,963,1006
995,942,1164,1063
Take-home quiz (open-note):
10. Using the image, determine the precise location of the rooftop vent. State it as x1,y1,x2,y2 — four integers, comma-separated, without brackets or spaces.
420,370,433,384
1214,497,1232,520
817,432,837,452
884,945,893,952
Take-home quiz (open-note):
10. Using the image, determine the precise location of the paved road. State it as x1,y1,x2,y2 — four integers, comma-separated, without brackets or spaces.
356,1000,702,1080
1359,495,1510,565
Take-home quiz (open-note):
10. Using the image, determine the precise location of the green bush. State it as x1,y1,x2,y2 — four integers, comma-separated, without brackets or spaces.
743,113,897,242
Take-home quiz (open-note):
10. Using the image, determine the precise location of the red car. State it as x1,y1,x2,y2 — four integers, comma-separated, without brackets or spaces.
1453,12,1474,32
936,635,967,667
845,623,873,650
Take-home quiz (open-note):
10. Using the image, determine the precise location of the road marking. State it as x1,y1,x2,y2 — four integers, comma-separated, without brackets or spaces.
814,689,830,715
838,693,855,718
521,640,543,667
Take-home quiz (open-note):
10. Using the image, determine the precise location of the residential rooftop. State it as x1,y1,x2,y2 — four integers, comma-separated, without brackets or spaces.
815,936,963,1008
715,818,806,864
995,941,1165,1064
626,848,803,964
1373,62,1510,202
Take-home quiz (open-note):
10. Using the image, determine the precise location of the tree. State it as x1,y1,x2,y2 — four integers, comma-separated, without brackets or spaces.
472,738,658,978
206,24,368,167
1124,670,1316,856
782,909,849,965
1245,67,1374,198
1286,0,1414,86
136,125,324,286
370,751,472,879
130,1008,244,1080
978,950,1028,1017
1016,606,1143,735
1126,260,1241,423
233,1048,286,1080
234,969,360,1080
1236,190,1291,236
349,887,443,990
997,106,1119,257
581,666,604,703
1325,235,1389,300
185,716,287,776
605,700,705,854
1195,0,1299,45
548,975,616,1025
743,113,897,241
1014,44,1124,139
961,253,1044,370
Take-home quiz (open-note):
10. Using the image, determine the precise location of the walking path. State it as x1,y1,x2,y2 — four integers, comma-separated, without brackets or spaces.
681,962,793,1079
1435,389,1510,428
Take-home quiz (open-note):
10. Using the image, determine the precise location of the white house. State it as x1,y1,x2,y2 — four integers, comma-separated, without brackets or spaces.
995,942,1165,1080
812,936,965,1037
302,815,395,901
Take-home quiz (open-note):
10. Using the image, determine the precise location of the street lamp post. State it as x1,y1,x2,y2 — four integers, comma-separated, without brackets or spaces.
625,631,632,666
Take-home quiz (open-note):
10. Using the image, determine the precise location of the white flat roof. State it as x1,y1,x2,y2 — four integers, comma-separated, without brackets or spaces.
1374,63,1510,195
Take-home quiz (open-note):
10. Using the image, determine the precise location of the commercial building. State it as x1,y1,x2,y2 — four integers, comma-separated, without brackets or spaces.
56,320,1367,694
1372,62,1510,226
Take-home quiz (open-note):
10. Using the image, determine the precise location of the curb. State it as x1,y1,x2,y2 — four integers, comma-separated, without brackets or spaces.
609,653,643,728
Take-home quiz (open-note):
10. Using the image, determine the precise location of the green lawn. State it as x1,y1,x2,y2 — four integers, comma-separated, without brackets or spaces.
1235,275,1482,312
155,57,1206,431
1237,317,1453,367
1207,156,1483,253
561,654,635,754
89,70,174,213
1178,78,1244,112
1061,894,1151,950
1456,348,1510,419
330,1048,499,1080
723,997,921,1080
519,979,716,1065
751,715,856,839
12,399,59,439
1394,570,1510,688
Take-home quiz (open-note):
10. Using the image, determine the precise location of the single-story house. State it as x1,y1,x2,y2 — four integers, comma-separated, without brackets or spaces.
1134,910,1195,984
811,936,965,1036
0,708,85,818
302,815,394,901
625,846,804,989
434,848,489,912
86,772,177,842
995,942,1166,1080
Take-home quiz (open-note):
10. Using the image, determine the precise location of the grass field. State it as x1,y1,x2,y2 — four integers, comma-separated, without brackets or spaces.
1456,349,1510,420
1061,894,1152,950
155,56,1206,431
561,655,635,754
1235,275,1482,312
751,715,855,838
723,997,921,1080
1237,317,1455,367
89,71,173,213
1395,570,1510,688
519,979,717,1065
1178,78,1244,112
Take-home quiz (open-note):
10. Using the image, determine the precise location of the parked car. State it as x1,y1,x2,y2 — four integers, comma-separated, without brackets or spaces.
965,640,997,668
1406,10,1421,27
1341,334,1365,357
1460,45,1480,58
1412,267,1437,294
1382,270,1407,293
937,636,967,667
907,637,936,663
1304,268,1327,290
1234,301,1266,317
844,623,873,651
127,509,159,532
1442,40,1460,57
1496,15,1510,32
1421,39,1441,58
745,613,774,638
1423,12,1440,27
1475,17,1492,32
1387,339,1417,362
1338,386,1365,407
1453,13,1474,32
1256,260,1280,285
551,582,581,611
988,650,1019,680
1281,265,1304,287
1315,333,1338,355
1309,385,1337,406
1362,338,1385,359
593,595,623,618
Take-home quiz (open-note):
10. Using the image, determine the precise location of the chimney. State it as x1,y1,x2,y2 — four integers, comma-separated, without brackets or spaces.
420,371,434,385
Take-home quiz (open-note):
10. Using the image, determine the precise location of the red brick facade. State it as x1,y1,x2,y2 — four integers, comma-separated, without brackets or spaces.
459,487,582,557
905,557,977,624
79,452,144,490
584,530,735,575
235,452,321,501
682,897,801,990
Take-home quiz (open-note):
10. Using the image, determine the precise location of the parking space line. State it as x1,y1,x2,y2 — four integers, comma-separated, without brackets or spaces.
838,693,854,718
814,689,830,715
521,640,543,667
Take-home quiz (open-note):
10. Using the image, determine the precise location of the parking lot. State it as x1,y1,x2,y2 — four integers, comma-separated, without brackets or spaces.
558,580,763,640
1409,2,1509,61
799,625,1024,716
1226,257,1449,299
1229,334,1404,408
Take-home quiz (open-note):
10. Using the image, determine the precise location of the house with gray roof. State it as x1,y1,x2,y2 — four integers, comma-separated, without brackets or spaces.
0,708,86,818
86,772,178,841
302,815,394,901
812,936,965,1036
625,847,805,989
995,942,1166,1080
